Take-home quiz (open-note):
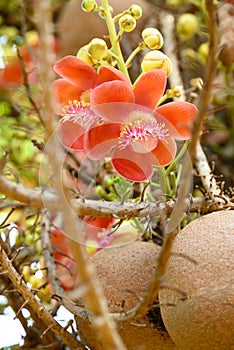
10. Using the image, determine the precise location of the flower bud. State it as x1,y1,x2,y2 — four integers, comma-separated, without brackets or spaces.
142,28,164,50
166,85,183,98
129,4,143,19
190,77,203,90
141,50,172,77
99,51,118,67
118,14,136,33
166,0,185,8
76,45,95,66
88,38,108,60
81,0,97,12
198,42,209,65
176,13,199,40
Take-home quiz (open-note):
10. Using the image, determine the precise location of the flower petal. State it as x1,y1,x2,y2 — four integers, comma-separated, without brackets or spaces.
85,123,120,160
111,146,153,182
58,119,85,150
91,81,135,106
150,136,177,166
156,101,197,139
91,102,137,123
53,55,97,90
97,66,129,85
53,79,83,105
134,70,167,109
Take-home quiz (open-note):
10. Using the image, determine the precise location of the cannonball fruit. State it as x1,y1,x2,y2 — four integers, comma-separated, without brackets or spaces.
77,241,176,349
159,210,234,350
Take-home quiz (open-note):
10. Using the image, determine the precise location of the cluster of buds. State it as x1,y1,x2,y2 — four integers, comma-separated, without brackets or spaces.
117,4,142,34
77,38,117,67
166,85,183,98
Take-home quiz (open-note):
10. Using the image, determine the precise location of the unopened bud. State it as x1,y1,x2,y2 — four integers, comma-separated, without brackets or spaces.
129,4,143,19
81,0,97,12
190,77,203,90
118,14,136,32
176,13,199,40
142,28,164,50
141,50,172,77
76,45,95,66
88,38,108,60
99,50,118,67
198,42,209,65
166,85,183,98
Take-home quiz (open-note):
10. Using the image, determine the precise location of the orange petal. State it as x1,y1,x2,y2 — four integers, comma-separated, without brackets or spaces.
91,81,135,105
53,79,82,105
97,66,129,85
150,137,177,166
111,146,153,182
156,101,197,139
134,70,167,109
85,123,120,160
54,55,97,90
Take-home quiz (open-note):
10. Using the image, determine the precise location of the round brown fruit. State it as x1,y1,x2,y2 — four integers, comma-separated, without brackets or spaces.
77,241,176,349
159,210,234,350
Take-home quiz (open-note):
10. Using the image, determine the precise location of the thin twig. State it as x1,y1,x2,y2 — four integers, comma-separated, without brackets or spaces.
0,244,84,349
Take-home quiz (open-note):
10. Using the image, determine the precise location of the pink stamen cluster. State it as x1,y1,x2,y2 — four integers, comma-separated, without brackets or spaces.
118,111,168,149
61,100,103,128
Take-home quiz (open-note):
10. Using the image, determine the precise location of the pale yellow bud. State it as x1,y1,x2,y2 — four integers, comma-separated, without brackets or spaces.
142,28,164,50
76,45,95,66
88,38,108,60
81,0,97,12
129,4,143,19
176,13,199,40
198,42,209,65
166,85,183,98
141,50,172,77
99,51,118,67
118,14,136,33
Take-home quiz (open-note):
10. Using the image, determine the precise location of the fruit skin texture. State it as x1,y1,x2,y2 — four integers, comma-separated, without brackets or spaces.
159,210,234,350
77,241,176,350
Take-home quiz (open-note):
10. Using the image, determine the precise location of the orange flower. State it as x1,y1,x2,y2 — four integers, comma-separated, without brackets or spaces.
83,69,197,181
53,55,128,149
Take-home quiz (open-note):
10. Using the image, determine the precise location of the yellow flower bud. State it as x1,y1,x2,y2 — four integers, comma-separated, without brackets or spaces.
118,14,136,33
88,38,108,60
142,28,164,50
190,77,203,90
141,50,172,77
176,13,199,40
81,0,97,12
198,42,209,65
129,4,143,19
76,45,95,66
99,50,118,67
166,0,185,8
166,85,183,98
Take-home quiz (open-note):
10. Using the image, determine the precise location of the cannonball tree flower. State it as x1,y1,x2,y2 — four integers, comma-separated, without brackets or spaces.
82,69,198,182
53,55,129,149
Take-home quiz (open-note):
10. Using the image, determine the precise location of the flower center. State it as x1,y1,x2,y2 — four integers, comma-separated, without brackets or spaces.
118,111,168,153
61,99,103,128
